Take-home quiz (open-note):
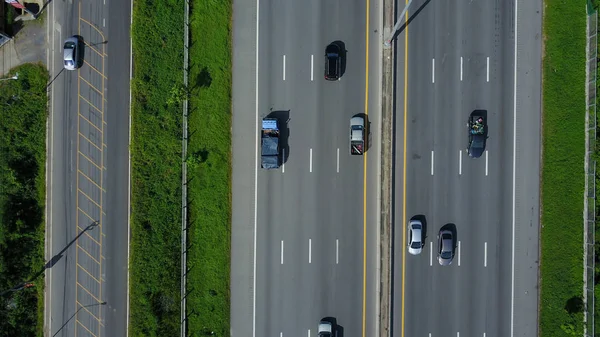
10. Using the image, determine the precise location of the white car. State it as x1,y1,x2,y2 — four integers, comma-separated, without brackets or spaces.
407,219,424,255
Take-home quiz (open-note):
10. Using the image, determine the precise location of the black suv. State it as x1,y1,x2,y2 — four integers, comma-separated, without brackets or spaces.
324,43,342,81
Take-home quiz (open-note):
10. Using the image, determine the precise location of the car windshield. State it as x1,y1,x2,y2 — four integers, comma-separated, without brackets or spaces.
472,136,485,147
441,251,452,259
64,41,76,50
410,241,421,249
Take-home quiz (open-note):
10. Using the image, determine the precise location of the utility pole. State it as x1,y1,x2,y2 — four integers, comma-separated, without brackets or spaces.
384,0,414,47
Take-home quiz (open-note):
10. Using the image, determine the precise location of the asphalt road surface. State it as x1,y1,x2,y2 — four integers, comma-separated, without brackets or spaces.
391,0,542,336
46,0,131,336
231,0,383,335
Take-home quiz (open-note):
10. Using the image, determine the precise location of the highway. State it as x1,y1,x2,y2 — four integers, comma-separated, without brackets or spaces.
231,0,383,335
45,0,131,336
392,0,542,337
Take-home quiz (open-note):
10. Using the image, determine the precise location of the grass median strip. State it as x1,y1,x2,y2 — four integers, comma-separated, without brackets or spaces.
130,0,184,334
185,0,232,334
540,1,586,335
0,63,48,336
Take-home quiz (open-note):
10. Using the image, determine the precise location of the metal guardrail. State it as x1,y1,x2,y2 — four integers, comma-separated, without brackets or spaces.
585,8,597,337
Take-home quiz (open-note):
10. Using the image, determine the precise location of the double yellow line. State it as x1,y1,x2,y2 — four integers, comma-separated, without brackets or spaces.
361,0,410,336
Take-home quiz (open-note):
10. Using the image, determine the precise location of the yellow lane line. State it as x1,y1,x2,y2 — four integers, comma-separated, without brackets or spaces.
362,0,370,333
76,319,98,337
77,263,102,284
78,207,96,222
83,61,107,79
78,133,102,151
78,189,102,208
77,282,102,303
80,76,104,97
78,96,103,116
79,17,107,41
79,229,102,246
79,152,103,170
78,113,103,134
82,42,107,59
401,2,409,337
78,245,101,264
78,170,105,192
78,302,101,321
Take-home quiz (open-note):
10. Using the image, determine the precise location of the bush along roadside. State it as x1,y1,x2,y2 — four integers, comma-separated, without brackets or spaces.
0,63,49,337
184,0,233,334
541,0,587,336
129,0,185,334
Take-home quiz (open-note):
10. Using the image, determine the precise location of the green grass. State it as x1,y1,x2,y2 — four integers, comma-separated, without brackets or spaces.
0,63,48,337
540,1,587,336
185,0,232,334
129,0,185,334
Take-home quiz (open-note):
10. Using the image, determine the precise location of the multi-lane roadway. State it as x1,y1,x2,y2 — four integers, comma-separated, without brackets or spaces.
392,0,541,336
46,0,131,336
231,0,383,335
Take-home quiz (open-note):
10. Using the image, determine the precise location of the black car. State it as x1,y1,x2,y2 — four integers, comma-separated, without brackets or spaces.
324,43,342,81
467,111,487,158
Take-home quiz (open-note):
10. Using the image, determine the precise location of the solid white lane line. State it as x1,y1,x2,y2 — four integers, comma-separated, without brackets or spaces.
483,333,486,337
280,333,283,337
336,148,340,173
310,148,313,172
484,242,487,267
253,0,260,333
283,55,286,81
431,151,434,175
307,330,310,337
282,148,285,173
486,56,490,82
432,58,435,83
512,1,519,336
309,239,312,264
485,150,489,176
458,241,461,266
460,56,463,81
336,239,339,264
430,242,433,266
281,240,284,264
459,150,462,175
457,332,460,337
311,54,314,81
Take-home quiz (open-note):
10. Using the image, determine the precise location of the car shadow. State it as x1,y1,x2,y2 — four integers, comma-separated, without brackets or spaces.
332,40,347,78
266,110,290,165
74,35,86,69
410,214,427,246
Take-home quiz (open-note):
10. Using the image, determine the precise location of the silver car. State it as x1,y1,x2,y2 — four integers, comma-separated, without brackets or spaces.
437,229,454,266
63,36,80,71
407,219,423,255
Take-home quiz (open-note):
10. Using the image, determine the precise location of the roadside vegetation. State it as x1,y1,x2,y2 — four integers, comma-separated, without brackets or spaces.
0,63,48,337
540,1,587,336
185,0,232,334
129,0,184,335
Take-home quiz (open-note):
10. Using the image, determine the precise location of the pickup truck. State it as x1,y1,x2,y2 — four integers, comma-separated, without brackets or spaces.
350,116,365,155
261,118,280,169
467,113,486,158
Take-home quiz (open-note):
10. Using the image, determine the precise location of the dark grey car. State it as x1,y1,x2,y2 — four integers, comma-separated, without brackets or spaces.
437,229,454,266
